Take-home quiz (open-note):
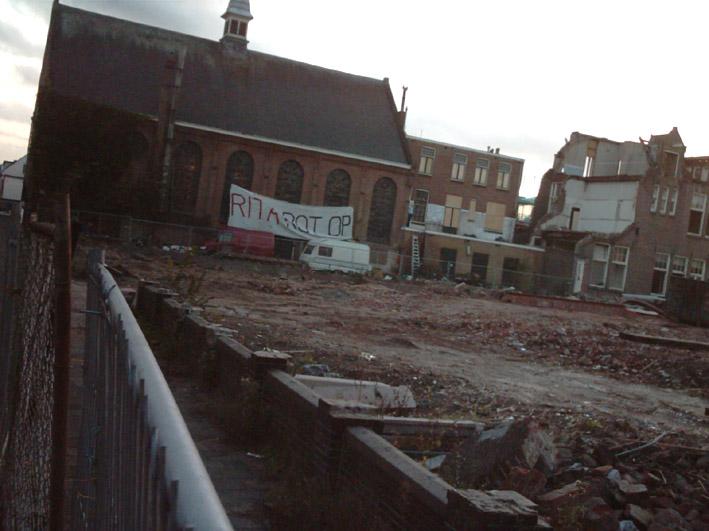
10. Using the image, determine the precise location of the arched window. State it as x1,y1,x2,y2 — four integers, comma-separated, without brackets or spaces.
367,177,397,244
220,150,254,223
127,131,149,162
171,141,202,213
323,169,351,207
274,160,304,204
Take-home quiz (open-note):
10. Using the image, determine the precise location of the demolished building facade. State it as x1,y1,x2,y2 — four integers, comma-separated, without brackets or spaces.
531,128,709,298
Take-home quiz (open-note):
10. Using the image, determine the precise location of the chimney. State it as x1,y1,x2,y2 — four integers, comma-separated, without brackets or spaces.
398,86,408,129
495,148,500,154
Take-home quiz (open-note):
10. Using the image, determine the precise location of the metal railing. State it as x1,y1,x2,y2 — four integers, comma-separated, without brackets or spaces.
72,250,232,530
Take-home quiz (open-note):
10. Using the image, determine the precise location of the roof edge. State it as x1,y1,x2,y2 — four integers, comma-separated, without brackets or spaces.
176,121,412,170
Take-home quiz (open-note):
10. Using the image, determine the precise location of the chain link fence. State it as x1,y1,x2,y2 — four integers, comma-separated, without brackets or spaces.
1,220,59,530
73,210,573,296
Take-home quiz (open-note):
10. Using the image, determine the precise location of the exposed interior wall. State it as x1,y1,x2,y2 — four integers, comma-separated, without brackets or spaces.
554,135,649,177
540,179,638,234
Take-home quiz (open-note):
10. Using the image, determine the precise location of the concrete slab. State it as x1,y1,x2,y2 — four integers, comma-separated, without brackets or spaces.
294,374,416,411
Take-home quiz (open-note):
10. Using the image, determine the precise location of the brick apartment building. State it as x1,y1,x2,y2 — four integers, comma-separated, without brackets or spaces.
400,136,544,285
530,128,709,298
28,1,413,259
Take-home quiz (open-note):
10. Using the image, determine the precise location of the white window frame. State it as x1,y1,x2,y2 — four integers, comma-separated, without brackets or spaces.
607,246,629,291
583,155,595,177
702,167,709,183
451,153,467,181
689,259,706,281
549,182,562,211
659,187,669,215
672,255,688,277
473,159,489,186
497,162,512,190
418,147,436,175
652,253,670,296
412,189,429,224
668,188,678,216
590,243,611,288
688,192,707,236
650,184,660,213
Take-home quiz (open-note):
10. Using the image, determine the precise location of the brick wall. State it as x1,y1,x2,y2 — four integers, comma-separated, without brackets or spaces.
408,138,523,219
174,125,412,247
136,283,548,530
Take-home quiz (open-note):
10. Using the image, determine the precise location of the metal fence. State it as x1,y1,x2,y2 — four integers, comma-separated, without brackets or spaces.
0,199,72,531
74,210,220,249
71,250,232,530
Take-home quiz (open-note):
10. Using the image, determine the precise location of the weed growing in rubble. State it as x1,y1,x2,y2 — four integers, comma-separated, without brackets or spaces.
163,255,212,307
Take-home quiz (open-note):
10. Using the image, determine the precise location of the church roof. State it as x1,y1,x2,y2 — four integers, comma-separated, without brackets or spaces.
44,5,410,168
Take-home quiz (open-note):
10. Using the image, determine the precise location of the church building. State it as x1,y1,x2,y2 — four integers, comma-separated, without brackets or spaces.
28,1,413,257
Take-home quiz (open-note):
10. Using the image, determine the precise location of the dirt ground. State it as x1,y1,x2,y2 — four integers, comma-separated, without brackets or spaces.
94,244,709,529
107,247,708,438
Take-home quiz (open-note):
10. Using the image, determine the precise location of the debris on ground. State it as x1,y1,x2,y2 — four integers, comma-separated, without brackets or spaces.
87,240,709,531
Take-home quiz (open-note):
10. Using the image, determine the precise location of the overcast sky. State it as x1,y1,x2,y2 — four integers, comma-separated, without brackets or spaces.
1,0,708,196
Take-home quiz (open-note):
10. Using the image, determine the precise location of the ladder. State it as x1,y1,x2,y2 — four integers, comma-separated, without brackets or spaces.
411,234,421,277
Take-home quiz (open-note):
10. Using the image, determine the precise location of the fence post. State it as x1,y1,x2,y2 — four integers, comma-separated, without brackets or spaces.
50,193,73,531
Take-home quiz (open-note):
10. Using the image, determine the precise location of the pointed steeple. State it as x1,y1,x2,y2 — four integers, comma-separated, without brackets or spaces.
222,0,253,47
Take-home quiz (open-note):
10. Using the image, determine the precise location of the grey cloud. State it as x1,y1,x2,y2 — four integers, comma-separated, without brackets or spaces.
15,64,40,87
13,0,52,23
0,101,33,124
0,19,43,57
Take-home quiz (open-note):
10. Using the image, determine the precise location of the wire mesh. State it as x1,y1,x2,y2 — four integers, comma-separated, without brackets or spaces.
1,226,57,530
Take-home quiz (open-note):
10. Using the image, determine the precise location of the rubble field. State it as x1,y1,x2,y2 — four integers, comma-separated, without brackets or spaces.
96,245,709,530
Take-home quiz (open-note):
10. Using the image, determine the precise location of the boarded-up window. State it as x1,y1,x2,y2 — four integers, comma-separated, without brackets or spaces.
485,202,506,233
412,189,429,223
275,160,304,203
443,194,462,233
220,150,254,222
367,177,397,244
171,141,202,213
324,169,351,207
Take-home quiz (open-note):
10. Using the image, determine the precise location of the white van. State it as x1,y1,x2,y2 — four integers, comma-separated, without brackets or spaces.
300,239,372,274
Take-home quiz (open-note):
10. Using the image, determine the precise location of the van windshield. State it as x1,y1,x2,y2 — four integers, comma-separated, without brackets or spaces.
304,245,315,255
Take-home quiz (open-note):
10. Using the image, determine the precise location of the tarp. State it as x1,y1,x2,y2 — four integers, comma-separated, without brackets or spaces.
227,185,353,240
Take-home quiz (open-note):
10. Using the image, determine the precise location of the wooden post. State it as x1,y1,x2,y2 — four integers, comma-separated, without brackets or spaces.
50,193,72,531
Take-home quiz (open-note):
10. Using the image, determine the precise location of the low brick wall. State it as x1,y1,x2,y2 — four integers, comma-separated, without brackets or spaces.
501,292,629,317
136,283,549,530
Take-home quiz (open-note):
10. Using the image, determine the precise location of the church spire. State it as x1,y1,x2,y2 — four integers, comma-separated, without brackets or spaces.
221,0,253,47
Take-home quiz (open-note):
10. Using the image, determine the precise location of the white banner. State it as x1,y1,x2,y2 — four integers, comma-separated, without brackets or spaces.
227,184,353,240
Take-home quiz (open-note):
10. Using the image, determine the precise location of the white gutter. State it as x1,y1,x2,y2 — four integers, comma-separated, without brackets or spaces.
402,226,544,252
